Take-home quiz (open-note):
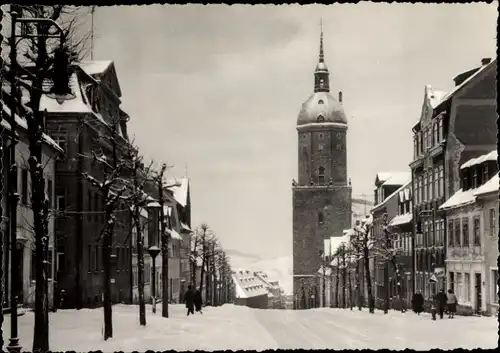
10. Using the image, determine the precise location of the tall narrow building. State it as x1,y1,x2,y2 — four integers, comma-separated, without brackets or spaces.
292,28,352,309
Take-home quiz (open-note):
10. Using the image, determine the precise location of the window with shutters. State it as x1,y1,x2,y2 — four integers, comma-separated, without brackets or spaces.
462,218,469,247
448,220,454,247
473,217,481,246
454,219,461,247
489,208,496,237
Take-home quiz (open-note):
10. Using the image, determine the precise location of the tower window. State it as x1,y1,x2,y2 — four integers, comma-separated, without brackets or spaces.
318,99,324,105
319,79,324,88
318,133,323,139
317,114,325,123
318,212,324,224
318,166,325,184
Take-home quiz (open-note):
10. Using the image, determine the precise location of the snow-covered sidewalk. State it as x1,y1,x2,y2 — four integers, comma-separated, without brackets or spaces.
2,304,497,351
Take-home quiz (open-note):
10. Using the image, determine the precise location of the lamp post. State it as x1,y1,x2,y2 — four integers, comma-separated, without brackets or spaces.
148,245,161,314
6,8,71,353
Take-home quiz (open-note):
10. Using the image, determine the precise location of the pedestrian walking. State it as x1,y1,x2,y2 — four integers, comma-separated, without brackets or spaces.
411,291,424,315
194,288,203,314
184,285,195,316
447,289,458,319
435,289,448,319
430,297,437,321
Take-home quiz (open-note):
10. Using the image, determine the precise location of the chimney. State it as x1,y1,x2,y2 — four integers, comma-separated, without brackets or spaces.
338,91,343,103
481,58,491,66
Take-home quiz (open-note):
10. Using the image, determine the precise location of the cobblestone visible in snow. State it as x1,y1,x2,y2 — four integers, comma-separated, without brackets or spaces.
2,304,496,351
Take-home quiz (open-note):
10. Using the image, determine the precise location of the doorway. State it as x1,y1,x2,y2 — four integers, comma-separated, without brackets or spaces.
475,273,482,315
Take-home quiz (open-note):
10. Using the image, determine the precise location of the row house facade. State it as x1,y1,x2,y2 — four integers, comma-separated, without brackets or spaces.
410,57,497,302
1,88,63,310
387,181,414,306
439,150,498,315
42,60,134,309
371,172,410,307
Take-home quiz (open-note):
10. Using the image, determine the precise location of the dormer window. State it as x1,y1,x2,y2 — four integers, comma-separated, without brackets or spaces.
317,114,325,123
483,165,489,184
318,166,325,184
318,99,324,105
462,171,469,190
472,168,478,189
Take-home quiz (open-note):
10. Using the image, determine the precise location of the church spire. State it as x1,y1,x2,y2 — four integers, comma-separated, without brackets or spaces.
314,19,330,93
319,18,324,63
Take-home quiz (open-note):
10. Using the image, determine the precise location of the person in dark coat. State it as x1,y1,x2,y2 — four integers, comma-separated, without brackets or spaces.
434,289,448,319
194,288,203,314
184,285,195,316
411,291,424,315
447,289,458,319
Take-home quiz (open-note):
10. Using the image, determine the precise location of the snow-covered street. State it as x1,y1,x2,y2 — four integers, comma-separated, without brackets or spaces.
2,304,497,351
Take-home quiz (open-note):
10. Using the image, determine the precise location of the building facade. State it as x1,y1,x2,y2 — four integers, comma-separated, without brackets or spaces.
1,89,63,310
371,172,410,307
387,181,414,307
42,61,133,308
232,269,269,309
292,29,352,309
439,150,498,315
410,58,497,303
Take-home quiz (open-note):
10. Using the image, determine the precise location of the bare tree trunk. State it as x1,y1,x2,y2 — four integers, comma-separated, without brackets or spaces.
31,23,50,352
356,260,362,311
342,248,346,309
364,245,374,314
199,230,207,301
335,265,340,308
102,208,114,339
348,263,353,310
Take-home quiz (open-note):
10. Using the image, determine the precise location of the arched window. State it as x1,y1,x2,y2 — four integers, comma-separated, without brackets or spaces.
318,212,324,224
318,166,325,184
317,114,325,123
318,99,324,105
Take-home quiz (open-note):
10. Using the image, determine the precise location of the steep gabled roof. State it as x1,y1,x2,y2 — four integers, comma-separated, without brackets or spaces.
166,178,190,207
435,58,497,109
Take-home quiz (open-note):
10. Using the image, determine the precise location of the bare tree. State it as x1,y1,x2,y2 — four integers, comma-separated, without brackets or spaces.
81,109,130,340
371,213,406,313
120,144,154,326
352,215,376,314
2,5,90,351
195,224,215,303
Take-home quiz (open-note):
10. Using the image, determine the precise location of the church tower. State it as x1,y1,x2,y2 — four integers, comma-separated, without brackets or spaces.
292,25,352,309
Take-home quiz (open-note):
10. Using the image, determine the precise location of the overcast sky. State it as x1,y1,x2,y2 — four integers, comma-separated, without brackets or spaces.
85,3,497,261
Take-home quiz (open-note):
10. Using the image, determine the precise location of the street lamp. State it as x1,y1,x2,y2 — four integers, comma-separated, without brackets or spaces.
6,8,73,353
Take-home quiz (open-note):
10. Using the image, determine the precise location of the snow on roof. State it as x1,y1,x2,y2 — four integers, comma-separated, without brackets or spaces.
166,228,183,241
39,72,92,114
166,178,189,207
79,60,113,76
317,265,332,276
461,150,498,170
330,234,351,257
439,188,476,211
373,180,411,212
38,72,108,127
382,172,411,187
180,222,192,233
1,100,64,154
436,59,496,109
474,174,499,197
389,213,413,227
428,88,448,109
376,172,400,184
232,270,269,299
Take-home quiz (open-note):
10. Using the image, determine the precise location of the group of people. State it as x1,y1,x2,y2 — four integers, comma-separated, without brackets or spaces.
411,289,458,320
183,285,203,316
